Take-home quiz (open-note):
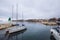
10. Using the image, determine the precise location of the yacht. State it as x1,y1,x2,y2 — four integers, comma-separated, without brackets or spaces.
50,26,60,40
50,19,60,40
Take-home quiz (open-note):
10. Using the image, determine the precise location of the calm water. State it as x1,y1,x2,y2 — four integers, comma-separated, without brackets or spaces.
0,22,51,40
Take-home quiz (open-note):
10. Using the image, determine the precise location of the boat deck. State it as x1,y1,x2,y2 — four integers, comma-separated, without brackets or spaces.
6,26,26,34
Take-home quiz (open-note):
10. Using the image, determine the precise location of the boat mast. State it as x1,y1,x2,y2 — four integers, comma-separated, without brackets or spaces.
21,4,24,26
16,4,18,21
8,5,13,23
16,3,18,23
12,5,13,20
22,11,23,22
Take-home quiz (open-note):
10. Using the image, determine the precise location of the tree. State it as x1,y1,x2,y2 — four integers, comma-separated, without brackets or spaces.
58,18,60,21
49,18,57,22
8,17,11,21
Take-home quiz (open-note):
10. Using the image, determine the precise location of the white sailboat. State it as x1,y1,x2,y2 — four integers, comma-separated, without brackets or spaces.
6,4,26,34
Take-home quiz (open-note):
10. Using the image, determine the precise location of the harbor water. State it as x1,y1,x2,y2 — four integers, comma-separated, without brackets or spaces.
0,22,51,40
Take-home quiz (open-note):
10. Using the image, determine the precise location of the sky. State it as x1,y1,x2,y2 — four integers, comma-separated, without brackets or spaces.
0,0,60,20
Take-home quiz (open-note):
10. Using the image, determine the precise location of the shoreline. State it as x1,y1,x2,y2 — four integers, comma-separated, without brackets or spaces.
41,21,57,26
12,20,57,26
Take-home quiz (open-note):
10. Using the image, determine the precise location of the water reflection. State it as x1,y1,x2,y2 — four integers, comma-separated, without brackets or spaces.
5,28,27,40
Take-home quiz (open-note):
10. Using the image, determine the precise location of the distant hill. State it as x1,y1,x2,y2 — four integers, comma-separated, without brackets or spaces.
12,18,60,23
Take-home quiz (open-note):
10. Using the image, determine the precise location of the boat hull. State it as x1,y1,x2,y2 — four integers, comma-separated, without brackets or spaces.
6,26,27,34
50,29,60,40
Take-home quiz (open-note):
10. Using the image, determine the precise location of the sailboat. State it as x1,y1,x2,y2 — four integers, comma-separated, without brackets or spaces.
5,4,27,34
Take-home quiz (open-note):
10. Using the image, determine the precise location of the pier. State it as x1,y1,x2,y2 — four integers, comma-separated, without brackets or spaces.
0,23,13,30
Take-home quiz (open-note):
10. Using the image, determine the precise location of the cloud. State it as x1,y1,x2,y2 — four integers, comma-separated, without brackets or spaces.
0,0,60,20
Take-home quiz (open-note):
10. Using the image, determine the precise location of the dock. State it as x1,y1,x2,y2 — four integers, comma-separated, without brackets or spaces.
0,23,13,30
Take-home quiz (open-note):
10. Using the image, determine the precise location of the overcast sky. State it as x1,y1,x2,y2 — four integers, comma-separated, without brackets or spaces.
0,0,60,20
